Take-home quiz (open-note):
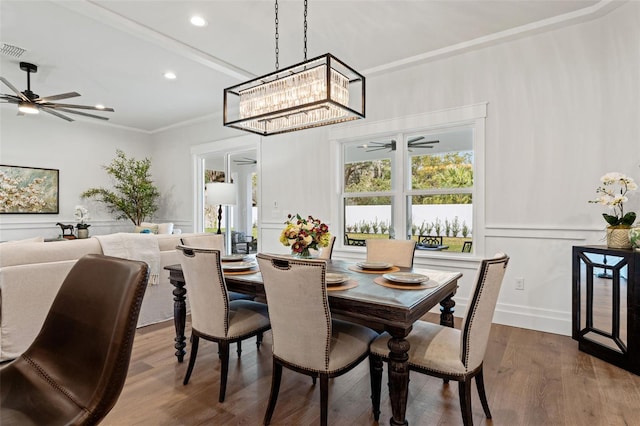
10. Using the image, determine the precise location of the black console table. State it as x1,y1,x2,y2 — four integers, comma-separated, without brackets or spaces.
572,245,640,375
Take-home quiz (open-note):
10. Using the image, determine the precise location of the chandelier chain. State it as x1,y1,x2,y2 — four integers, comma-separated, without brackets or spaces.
303,0,308,61
275,0,279,70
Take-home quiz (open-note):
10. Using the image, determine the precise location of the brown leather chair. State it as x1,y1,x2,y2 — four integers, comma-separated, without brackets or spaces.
0,254,149,426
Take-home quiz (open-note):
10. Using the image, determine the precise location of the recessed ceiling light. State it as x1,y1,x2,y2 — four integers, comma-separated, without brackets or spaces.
164,72,177,80
95,104,105,110
190,16,207,27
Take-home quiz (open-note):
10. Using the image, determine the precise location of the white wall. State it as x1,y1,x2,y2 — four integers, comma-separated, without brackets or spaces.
2,2,638,336
0,111,154,240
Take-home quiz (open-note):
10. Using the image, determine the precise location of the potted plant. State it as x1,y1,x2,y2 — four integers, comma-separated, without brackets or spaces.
74,205,91,238
81,150,160,226
590,172,637,248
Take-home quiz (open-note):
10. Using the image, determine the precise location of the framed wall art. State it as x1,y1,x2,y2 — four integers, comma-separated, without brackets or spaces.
0,165,59,214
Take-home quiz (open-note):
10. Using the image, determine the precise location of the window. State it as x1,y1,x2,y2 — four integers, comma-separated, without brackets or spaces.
405,128,473,252
336,104,485,255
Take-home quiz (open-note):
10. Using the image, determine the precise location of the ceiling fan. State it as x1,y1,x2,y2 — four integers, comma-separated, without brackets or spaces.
358,136,439,152
233,157,257,165
0,62,114,122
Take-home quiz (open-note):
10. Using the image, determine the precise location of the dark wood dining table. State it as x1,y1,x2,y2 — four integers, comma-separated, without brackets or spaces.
165,259,461,426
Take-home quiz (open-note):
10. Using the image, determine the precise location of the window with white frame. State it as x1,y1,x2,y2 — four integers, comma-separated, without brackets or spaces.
341,125,475,254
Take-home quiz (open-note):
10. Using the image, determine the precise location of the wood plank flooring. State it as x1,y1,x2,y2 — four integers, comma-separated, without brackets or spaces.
103,314,640,425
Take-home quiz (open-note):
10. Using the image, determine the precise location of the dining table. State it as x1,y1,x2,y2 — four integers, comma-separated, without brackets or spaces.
164,258,461,426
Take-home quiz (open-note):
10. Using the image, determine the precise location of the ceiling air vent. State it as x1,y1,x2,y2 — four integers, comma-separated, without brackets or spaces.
0,43,27,58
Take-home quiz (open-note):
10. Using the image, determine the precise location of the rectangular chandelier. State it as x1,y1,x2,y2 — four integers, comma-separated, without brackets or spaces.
224,53,365,136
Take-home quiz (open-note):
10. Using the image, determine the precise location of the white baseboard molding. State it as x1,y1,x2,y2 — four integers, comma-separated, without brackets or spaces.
430,300,572,337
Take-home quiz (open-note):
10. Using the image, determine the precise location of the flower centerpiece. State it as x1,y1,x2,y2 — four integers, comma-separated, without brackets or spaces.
280,213,331,258
74,205,91,238
589,172,637,248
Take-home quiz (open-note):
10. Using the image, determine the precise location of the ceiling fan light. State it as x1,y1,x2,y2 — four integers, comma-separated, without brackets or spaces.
190,16,207,27
18,102,39,114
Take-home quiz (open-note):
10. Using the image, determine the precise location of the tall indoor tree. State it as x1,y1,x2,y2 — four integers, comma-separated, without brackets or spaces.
82,150,160,226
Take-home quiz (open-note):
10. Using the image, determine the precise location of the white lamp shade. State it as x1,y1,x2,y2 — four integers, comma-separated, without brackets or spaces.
205,182,237,206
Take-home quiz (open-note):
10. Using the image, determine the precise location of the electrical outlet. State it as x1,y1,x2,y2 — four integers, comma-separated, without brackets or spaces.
515,278,525,291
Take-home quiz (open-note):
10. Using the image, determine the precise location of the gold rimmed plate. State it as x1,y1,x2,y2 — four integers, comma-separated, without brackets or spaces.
221,254,249,262
356,261,393,270
222,261,256,272
382,272,429,284
326,272,349,285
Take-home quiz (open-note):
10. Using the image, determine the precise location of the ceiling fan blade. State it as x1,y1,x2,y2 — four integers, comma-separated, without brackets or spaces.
409,140,439,148
41,107,74,122
1,94,22,103
56,107,110,121
36,92,81,102
44,103,114,112
0,77,29,101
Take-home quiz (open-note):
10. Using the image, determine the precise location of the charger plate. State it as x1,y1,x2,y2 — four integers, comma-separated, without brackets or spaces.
373,276,438,290
326,280,358,291
224,268,259,276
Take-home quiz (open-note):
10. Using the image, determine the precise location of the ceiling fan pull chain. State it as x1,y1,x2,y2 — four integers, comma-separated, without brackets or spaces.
303,0,308,61
274,0,279,71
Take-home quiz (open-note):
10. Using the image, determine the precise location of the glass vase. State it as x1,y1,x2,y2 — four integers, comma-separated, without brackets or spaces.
293,247,312,259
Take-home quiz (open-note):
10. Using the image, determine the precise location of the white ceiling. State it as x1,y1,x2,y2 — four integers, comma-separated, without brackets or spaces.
0,0,613,133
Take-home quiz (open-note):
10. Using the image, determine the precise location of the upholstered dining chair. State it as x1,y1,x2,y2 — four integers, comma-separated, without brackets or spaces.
369,253,509,426
366,238,417,268
256,254,379,426
318,235,336,259
0,254,149,426
176,246,271,403
180,234,253,302
180,233,225,251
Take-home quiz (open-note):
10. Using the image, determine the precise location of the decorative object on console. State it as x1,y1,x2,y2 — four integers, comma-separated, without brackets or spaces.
589,172,637,249
0,62,114,122
223,0,365,136
81,150,159,226
280,213,331,258
74,205,91,239
56,222,75,239
0,165,59,214
205,183,236,234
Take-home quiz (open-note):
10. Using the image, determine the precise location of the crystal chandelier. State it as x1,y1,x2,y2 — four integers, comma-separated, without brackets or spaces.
224,0,365,136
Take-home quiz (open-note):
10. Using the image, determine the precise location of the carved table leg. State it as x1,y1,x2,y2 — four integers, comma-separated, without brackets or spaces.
171,276,187,363
439,293,456,328
387,333,411,426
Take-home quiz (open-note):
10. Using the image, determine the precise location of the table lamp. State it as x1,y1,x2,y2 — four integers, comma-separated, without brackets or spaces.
205,182,237,234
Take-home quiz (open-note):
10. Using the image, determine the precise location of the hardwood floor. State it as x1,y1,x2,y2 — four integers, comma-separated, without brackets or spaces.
103,314,640,425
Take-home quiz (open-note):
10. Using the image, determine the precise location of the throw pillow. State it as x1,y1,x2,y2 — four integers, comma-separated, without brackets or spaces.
134,225,159,234
141,222,174,235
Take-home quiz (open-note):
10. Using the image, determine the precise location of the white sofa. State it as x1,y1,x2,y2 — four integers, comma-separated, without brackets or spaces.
0,233,199,361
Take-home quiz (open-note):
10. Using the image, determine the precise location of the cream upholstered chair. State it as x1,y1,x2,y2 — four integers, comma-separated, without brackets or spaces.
180,234,225,251
369,253,509,426
177,246,270,403
366,239,417,268
180,234,253,302
256,254,378,426
318,235,336,260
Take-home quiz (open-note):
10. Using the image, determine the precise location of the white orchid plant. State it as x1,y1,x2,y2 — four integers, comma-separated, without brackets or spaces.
590,172,637,227
74,205,91,229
